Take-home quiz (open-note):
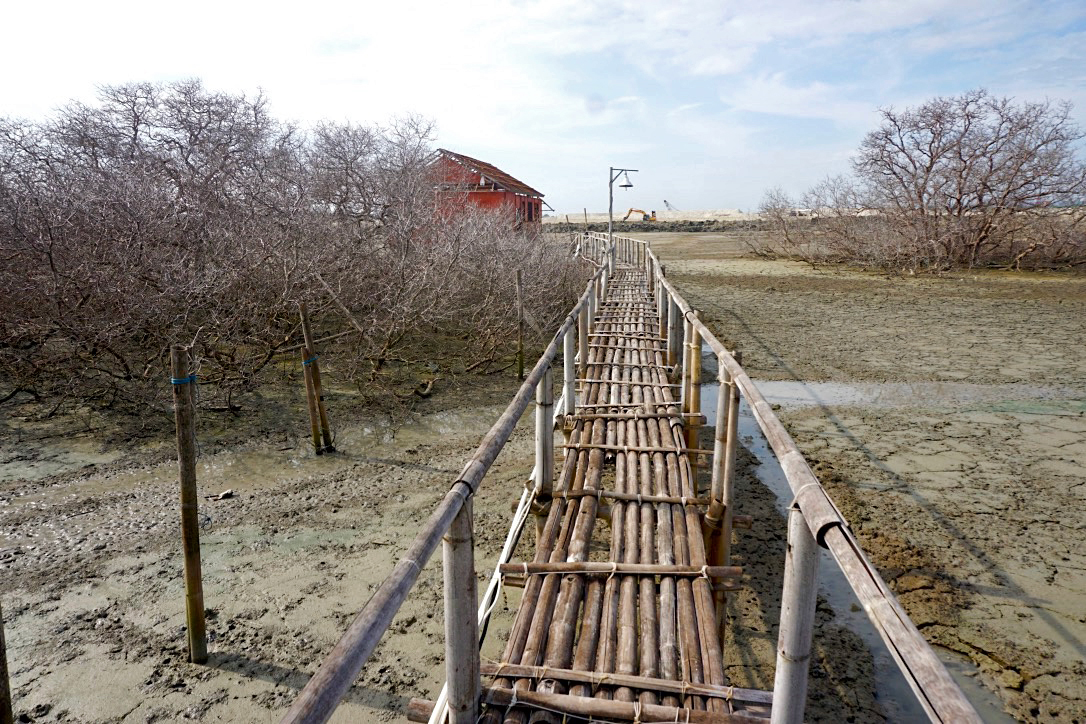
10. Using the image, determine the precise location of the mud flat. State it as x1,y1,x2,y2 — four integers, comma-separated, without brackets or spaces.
656,231,1086,723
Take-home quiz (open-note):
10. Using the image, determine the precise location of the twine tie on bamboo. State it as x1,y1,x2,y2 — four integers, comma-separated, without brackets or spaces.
788,482,822,512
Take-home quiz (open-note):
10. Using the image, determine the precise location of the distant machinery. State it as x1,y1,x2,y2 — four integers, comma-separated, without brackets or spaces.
663,200,679,211
622,208,657,221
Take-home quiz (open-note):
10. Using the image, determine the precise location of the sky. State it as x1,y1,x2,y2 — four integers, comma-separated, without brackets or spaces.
2,1,1085,215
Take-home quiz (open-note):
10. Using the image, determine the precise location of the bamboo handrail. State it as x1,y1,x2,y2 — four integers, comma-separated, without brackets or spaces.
279,262,608,724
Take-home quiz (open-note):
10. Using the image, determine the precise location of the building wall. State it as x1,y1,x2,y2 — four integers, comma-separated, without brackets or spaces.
433,156,542,227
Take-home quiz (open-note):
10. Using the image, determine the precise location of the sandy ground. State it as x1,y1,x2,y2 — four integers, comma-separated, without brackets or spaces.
647,231,1086,723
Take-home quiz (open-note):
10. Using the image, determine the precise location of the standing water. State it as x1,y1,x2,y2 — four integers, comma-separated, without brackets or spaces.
699,371,1016,722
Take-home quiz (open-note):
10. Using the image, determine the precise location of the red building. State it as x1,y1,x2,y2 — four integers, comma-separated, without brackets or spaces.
431,148,544,231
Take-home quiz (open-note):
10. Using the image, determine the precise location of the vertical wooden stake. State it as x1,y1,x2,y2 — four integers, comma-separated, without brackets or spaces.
299,302,334,452
170,346,207,665
771,506,820,724
722,350,741,564
443,496,480,724
563,328,576,419
665,296,675,368
685,313,702,452
516,270,525,381
680,314,693,411
535,366,555,543
301,347,322,454
0,600,12,724
578,303,589,388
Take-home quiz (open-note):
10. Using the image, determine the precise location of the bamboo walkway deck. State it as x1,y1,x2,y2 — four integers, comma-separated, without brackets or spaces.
480,267,770,723
283,235,980,724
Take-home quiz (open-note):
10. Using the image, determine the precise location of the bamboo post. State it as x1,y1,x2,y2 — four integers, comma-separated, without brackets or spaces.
516,270,525,381
299,302,334,452
535,366,555,543
443,497,480,724
170,346,207,665
664,295,675,368
562,328,576,418
301,347,322,454
0,601,11,724
771,505,821,724
578,303,589,385
680,315,693,413
535,366,554,497
685,313,702,452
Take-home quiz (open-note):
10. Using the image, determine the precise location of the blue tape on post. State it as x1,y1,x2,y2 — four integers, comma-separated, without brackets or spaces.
303,355,319,367
171,374,197,385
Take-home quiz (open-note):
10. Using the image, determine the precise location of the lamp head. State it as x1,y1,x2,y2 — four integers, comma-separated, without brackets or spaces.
618,171,633,189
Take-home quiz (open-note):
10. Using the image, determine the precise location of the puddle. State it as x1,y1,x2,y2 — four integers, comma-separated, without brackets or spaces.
702,377,1016,721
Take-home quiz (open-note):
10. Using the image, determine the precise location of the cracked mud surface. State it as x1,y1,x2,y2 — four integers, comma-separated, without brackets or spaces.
652,231,1086,723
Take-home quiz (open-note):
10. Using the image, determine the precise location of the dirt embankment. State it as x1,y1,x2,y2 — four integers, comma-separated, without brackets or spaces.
655,232,1086,723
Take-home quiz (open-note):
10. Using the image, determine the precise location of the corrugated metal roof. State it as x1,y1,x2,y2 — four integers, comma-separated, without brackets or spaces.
435,148,544,198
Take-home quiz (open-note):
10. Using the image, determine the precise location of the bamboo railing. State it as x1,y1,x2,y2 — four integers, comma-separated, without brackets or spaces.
593,231,981,723
279,255,610,724
279,233,980,724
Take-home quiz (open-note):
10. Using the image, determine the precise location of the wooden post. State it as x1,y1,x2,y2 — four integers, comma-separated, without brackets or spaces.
170,346,207,665
562,328,576,418
443,496,480,724
771,505,820,724
0,601,12,724
578,303,589,386
516,270,525,381
535,366,554,497
685,313,702,451
657,277,666,340
535,366,555,543
680,315,693,412
301,348,322,454
664,296,675,368
299,302,334,453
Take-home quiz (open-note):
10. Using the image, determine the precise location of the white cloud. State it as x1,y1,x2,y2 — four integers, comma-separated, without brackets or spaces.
1,0,1083,212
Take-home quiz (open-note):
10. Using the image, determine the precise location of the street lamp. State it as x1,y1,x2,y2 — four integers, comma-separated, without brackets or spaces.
608,166,637,269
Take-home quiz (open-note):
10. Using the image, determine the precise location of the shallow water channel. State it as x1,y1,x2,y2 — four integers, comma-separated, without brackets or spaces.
700,372,1017,721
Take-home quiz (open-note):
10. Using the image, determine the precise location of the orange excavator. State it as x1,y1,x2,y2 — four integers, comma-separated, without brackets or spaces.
622,208,657,221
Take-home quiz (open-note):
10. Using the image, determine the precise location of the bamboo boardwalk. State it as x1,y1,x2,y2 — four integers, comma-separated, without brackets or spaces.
479,265,768,723
282,235,981,724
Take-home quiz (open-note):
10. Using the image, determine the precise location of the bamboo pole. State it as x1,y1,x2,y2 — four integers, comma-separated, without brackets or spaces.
0,601,11,724
562,328,575,418
685,313,702,452
516,270,525,381
170,346,207,665
770,506,820,724
680,315,692,414
578,300,590,387
444,497,480,724
535,366,554,497
299,302,334,452
283,271,602,724
300,347,322,454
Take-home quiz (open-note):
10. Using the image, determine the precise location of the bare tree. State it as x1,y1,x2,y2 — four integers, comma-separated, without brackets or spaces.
854,89,1086,269
758,90,1086,271
0,81,588,414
